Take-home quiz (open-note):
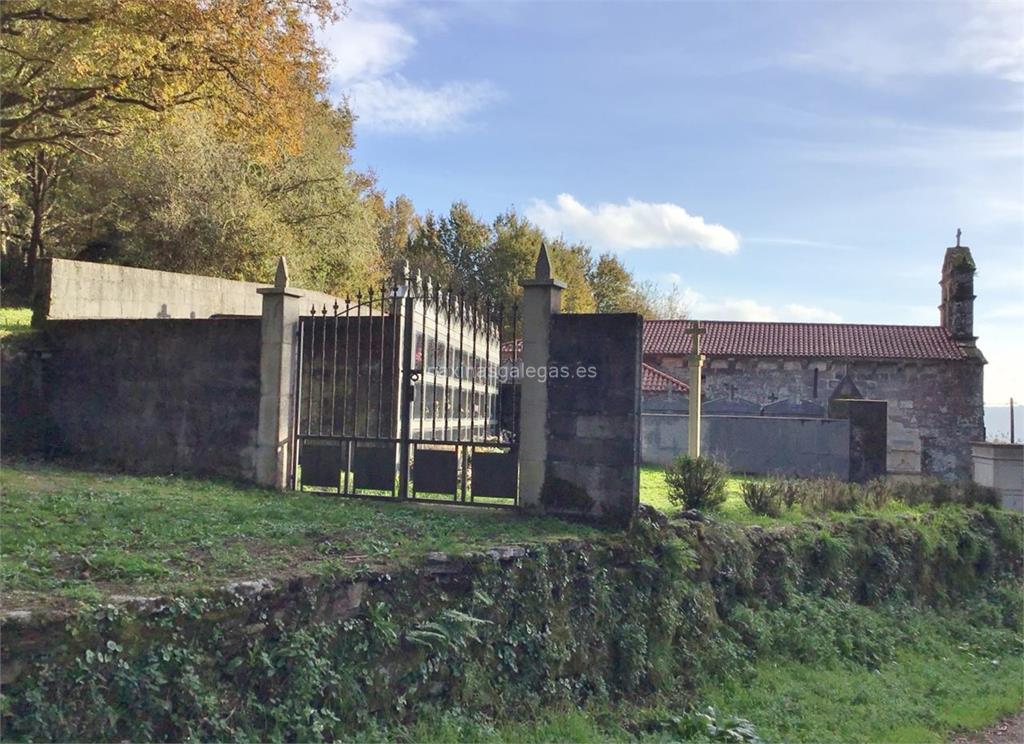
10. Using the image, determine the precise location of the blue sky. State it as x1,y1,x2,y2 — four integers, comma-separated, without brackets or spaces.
318,0,1023,405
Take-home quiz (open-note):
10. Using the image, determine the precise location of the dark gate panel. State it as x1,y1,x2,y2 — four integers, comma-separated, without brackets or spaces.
471,450,518,500
413,448,458,495
299,440,343,489
354,445,396,491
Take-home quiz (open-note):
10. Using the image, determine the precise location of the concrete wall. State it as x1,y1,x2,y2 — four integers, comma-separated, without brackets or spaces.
646,354,984,480
972,442,1023,512
2,319,261,479
642,413,851,478
34,258,342,322
543,313,642,525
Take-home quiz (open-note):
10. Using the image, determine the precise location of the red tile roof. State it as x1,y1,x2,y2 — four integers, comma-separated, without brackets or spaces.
642,363,689,394
644,320,969,360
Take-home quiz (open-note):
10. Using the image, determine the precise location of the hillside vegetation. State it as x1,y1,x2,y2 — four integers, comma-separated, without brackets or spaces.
2,461,1020,742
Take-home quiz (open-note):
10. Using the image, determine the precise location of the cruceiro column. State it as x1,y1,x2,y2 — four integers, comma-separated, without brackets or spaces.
255,256,302,489
518,244,565,509
686,322,706,457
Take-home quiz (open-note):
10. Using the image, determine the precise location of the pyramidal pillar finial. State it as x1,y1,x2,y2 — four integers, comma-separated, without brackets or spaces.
274,256,290,289
535,242,552,280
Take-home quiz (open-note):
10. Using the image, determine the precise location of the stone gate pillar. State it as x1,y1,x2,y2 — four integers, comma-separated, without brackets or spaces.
518,244,565,509
255,257,301,489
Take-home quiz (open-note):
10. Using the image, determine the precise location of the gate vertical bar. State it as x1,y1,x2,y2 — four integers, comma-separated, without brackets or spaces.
397,277,416,500
318,305,327,435
290,315,305,490
377,282,387,437
353,291,362,437
364,288,374,436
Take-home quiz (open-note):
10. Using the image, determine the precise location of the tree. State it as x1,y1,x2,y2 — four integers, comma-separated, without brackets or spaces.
437,202,491,289
590,253,635,313
1,0,337,294
485,209,544,307
644,281,689,320
406,202,491,292
49,103,381,294
1,0,334,153
549,240,596,313
368,193,420,274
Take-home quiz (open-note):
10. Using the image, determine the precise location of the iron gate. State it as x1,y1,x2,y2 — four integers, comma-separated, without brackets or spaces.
291,270,520,506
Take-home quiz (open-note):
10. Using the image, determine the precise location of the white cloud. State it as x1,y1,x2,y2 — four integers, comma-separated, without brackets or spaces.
791,3,1023,83
316,2,497,133
526,194,740,253
318,13,415,84
347,76,499,133
674,286,841,323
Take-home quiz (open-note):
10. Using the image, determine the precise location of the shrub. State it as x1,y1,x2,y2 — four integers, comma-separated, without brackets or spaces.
666,455,728,512
802,476,860,514
741,480,784,518
884,478,1000,509
957,481,1000,508
778,479,803,510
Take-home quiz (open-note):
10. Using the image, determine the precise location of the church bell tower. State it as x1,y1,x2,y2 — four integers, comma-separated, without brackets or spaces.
939,229,976,344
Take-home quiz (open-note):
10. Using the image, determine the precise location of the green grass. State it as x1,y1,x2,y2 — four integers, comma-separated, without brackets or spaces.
700,617,1024,743
639,465,935,526
393,602,1024,743
0,459,600,605
0,306,33,338
640,465,804,525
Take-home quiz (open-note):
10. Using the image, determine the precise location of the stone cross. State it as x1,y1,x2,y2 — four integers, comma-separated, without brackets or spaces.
685,322,706,457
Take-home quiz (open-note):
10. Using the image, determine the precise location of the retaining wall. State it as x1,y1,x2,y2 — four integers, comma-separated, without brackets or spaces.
2,508,1019,741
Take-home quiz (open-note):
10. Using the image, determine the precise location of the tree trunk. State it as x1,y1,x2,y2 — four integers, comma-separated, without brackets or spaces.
26,150,49,301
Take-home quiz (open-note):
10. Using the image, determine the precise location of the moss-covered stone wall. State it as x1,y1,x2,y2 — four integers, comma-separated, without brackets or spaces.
2,507,1020,741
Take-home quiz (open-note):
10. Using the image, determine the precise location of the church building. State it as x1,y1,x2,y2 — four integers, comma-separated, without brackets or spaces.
642,241,986,480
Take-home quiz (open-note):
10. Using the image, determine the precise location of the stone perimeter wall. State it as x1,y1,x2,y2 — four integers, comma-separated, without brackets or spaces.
543,312,642,524
648,354,984,480
642,413,851,478
2,319,261,479
34,258,342,323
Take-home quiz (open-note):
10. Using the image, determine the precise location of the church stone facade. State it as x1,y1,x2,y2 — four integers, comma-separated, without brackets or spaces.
643,244,985,480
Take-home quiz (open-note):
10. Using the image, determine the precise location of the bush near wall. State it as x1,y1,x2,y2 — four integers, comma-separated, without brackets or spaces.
2,506,1021,741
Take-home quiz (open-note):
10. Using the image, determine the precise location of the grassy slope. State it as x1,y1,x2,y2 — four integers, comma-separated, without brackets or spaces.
0,460,600,606
0,461,994,604
3,461,1021,741
400,625,1023,743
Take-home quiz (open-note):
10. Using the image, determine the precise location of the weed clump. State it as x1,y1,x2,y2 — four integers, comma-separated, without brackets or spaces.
666,456,729,512
741,480,784,518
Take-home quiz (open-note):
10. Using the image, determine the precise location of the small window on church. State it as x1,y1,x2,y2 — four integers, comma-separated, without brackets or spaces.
813,368,819,398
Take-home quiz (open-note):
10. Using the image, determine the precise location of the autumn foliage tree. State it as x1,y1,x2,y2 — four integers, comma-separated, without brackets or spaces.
1,0,339,294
